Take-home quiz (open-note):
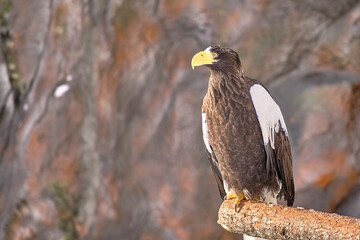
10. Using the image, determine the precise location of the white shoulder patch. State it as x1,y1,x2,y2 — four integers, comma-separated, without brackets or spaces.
250,84,287,149
202,113,212,154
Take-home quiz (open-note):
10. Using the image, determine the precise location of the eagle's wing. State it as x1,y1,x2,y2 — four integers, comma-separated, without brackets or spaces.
250,84,295,206
202,113,226,199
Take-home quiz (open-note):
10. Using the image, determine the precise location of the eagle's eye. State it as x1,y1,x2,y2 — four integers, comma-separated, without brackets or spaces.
212,52,218,58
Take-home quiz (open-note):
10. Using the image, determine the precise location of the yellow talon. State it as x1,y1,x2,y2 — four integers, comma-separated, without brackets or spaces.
225,193,249,212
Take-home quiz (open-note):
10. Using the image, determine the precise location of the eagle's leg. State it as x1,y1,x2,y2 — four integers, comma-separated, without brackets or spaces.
225,193,249,212
224,193,237,200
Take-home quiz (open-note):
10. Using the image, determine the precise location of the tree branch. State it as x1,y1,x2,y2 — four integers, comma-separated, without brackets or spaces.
218,199,360,239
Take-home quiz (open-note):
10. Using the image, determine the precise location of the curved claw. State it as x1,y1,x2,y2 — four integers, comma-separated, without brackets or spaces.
234,195,245,212
225,193,248,212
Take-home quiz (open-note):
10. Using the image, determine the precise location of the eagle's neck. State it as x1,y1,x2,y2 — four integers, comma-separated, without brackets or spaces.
210,66,244,88
207,69,245,105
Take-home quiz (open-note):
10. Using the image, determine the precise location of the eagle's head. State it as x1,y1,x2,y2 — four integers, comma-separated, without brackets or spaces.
191,45,242,73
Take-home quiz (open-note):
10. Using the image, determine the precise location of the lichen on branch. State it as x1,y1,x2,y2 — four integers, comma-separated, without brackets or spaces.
218,199,360,239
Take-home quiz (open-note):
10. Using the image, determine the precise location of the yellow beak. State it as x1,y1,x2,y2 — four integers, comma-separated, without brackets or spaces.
191,51,216,69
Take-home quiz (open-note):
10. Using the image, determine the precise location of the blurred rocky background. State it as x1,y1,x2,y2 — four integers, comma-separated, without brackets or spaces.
0,0,359,239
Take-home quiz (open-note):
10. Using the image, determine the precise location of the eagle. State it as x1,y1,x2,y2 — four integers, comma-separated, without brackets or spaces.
191,45,294,212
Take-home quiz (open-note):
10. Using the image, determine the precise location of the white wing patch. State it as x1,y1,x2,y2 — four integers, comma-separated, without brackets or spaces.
202,113,212,154
250,84,287,149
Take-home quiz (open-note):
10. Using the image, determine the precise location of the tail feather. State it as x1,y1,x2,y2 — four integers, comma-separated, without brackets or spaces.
244,235,265,240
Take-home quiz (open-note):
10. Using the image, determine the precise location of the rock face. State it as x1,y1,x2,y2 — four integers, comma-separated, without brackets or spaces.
0,0,359,239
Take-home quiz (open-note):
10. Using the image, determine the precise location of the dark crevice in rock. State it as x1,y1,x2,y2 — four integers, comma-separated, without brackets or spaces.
0,105,16,162
0,88,11,122
23,0,54,102
269,1,358,86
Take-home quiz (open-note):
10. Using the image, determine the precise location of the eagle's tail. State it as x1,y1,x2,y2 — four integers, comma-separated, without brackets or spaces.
244,235,265,240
